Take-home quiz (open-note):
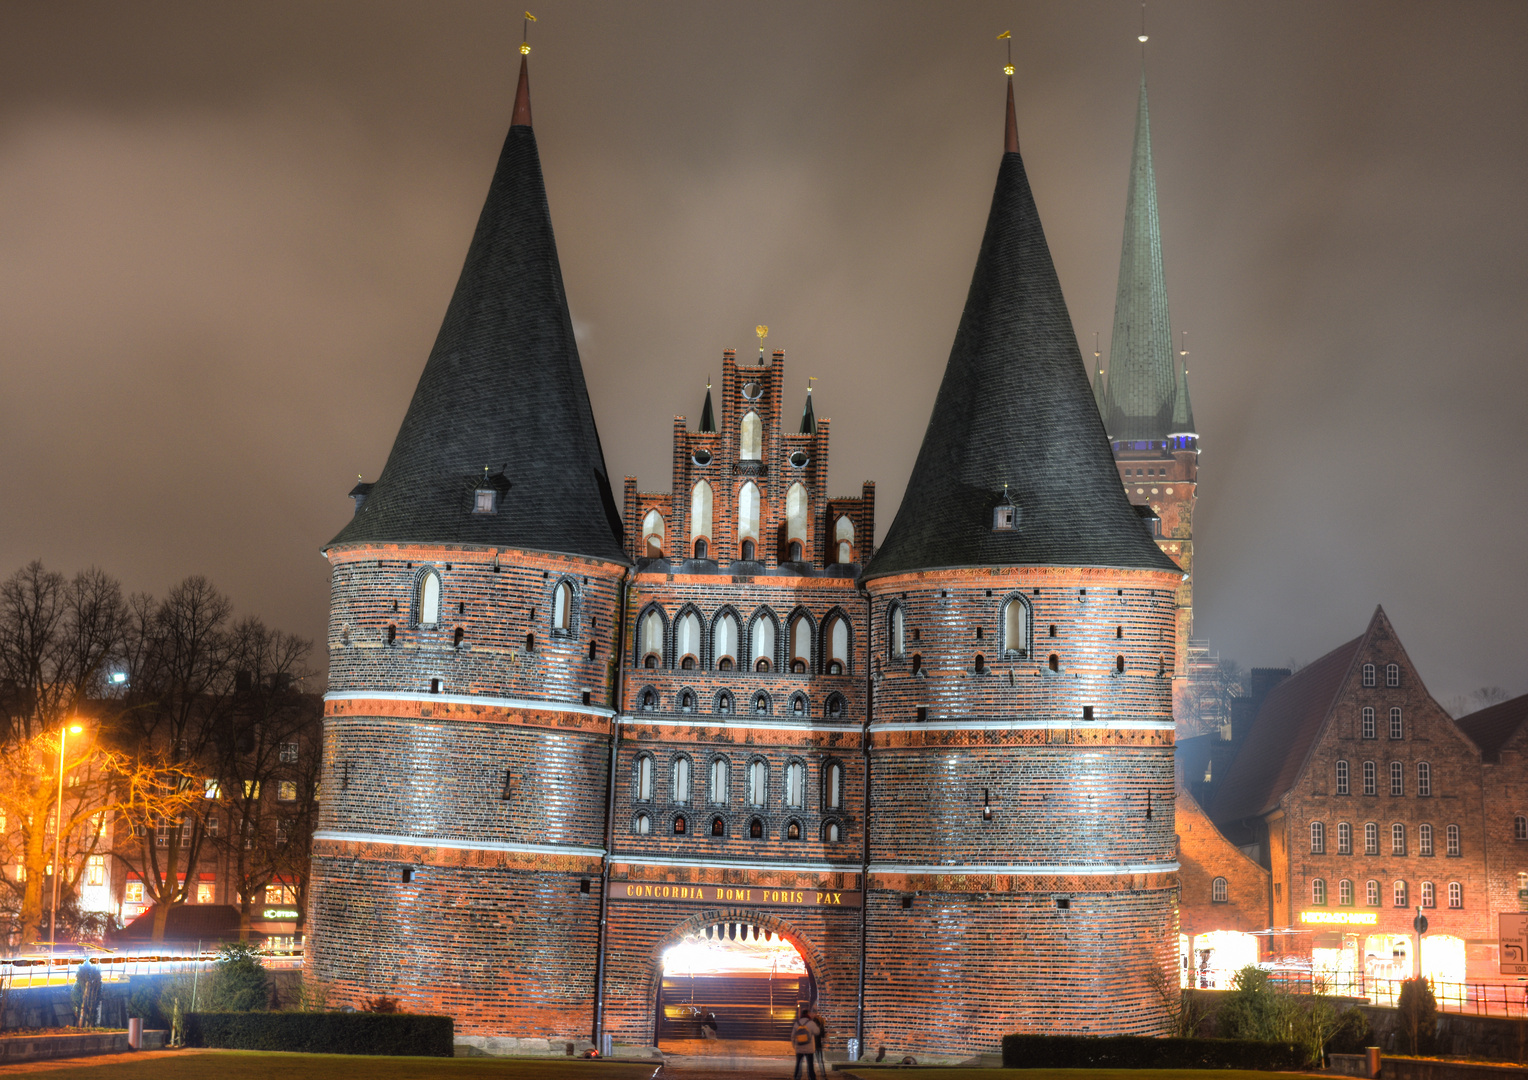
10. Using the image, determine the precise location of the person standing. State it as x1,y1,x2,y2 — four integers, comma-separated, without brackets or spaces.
808,1006,829,1075
790,1004,822,1080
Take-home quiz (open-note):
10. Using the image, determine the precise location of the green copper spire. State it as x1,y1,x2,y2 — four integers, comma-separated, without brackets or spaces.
1169,338,1197,436
1090,333,1108,420
1104,70,1176,441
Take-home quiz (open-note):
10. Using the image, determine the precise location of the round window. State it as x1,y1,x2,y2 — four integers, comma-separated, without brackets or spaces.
692,449,712,466
788,450,809,469
741,381,763,400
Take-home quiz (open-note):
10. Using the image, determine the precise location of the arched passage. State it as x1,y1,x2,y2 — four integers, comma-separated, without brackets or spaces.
649,908,826,1048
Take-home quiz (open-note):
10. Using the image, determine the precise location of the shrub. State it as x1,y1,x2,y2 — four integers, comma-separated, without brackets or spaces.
1397,977,1438,1055
201,942,270,1012
1000,1034,1303,1070
1327,1006,1373,1055
183,1011,453,1056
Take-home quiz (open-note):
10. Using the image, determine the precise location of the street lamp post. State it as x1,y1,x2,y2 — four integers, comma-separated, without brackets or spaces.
49,722,83,972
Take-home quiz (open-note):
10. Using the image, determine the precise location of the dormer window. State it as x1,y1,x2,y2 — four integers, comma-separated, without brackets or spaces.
474,488,498,514
993,505,1016,530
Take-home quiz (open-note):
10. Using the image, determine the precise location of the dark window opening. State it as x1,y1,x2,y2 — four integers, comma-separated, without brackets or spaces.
792,697,805,716
387,625,397,644
401,868,414,884
1082,705,1094,720
458,601,465,615
1116,626,1123,639
1055,898,1070,910
1048,654,1059,672
787,821,801,840
788,541,802,562
674,816,686,835
453,627,464,647
916,707,928,722
580,878,591,894
525,633,535,652
680,691,695,713
718,657,734,670
1048,624,1057,637
694,539,708,559
828,696,844,718
430,678,441,694
644,654,658,669
641,689,656,712
500,769,514,801
588,640,597,659
711,817,726,837
901,895,913,910
755,657,771,672
741,540,755,561
911,653,922,674
974,654,985,673
976,627,983,639
682,656,696,670
1116,655,1125,673
749,818,764,839
912,628,921,642
791,659,807,674
392,600,399,613
581,691,592,706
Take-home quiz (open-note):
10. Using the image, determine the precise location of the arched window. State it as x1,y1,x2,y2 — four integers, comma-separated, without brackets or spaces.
747,760,767,806
741,539,756,561
1419,823,1434,856
1048,653,1059,672
739,412,762,460
690,481,713,551
822,821,841,843
1391,823,1406,855
709,759,729,805
553,581,573,631
911,652,923,675
640,688,657,712
826,693,845,718
1417,762,1431,797
1363,761,1377,796
974,654,986,673
790,616,812,673
1114,655,1124,674
835,516,855,564
1336,760,1350,795
716,691,734,715
1446,823,1460,855
1339,879,1354,906
1364,822,1379,855
786,483,808,549
1211,877,1228,903
635,755,654,801
673,757,691,804
1448,881,1462,908
1310,821,1325,854
751,614,775,672
1362,707,1376,739
678,689,695,713
737,481,761,549
826,616,849,675
642,510,665,558
714,613,739,669
788,541,802,562
889,604,906,657
1337,822,1352,854
711,816,726,837
1362,663,1376,687
1390,707,1403,740
785,762,805,808
417,570,441,627
753,692,770,715
791,694,807,717
639,609,664,667
1386,663,1400,688
1420,881,1435,908
1366,879,1381,906
1003,598,1028,656
634,813,651,835
677,611,701,668
824,761,843,810
1517,815,1528,841
1390,762,1404,796
1312,878,1327,905
786,820,801,840
674,815,687,835
749,818,764,839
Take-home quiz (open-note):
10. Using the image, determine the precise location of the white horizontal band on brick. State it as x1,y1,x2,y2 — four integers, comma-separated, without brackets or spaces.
612,853,858,874
871,719,1174,732
618,715,860,733
324,690,617,719
868,860,1179,875
312,829,606,858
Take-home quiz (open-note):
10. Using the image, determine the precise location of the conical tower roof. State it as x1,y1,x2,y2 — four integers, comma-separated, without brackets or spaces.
866,78,1178,580
698,383,716,433
1169,351,1196,437
799,388,816,435
1104,71,1177,442
328,58,625,562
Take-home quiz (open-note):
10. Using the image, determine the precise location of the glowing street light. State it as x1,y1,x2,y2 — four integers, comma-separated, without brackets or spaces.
49,722,86,971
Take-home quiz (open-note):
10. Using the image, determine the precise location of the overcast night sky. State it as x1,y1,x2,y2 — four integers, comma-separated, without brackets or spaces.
1,2,1524,707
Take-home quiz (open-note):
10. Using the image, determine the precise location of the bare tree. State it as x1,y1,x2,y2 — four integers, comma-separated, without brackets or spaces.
1447,686,1512,719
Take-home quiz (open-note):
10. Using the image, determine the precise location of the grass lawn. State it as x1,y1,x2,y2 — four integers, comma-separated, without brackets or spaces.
840,1071,1327,1080
28,1050,661,1080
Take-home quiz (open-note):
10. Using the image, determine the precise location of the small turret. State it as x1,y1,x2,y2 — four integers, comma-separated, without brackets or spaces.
698,381,716,433
799,384,816,435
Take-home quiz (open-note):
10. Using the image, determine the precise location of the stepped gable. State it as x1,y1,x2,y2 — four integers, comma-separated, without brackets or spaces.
1456,692,1528,761
1104,71,1177,442
328,57,625,562
866,77,1179,579
1210,629,1367,824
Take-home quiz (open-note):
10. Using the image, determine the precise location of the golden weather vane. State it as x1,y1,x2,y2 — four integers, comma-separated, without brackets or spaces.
756,325,769,358
997,29,1013,76
522,10,535,55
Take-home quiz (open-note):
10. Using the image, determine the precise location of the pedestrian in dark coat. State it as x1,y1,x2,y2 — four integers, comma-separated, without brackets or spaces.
790,1005,822,1080
808,1006,828,1074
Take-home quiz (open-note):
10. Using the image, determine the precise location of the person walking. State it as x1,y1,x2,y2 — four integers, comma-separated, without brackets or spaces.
808,1006,829,1075
790,1004,822,1080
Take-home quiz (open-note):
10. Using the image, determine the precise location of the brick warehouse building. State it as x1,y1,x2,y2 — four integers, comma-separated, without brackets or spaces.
309,59,1184,1055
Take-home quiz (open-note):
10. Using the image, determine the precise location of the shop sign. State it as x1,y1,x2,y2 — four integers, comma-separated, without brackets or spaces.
613,882,861,908
1499,913,1528,976
262,908,300,920
1298,911,1376,926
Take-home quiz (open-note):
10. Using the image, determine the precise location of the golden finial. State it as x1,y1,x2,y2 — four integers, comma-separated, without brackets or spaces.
808,376,816,394
521,10,535,54
997,30,1013,75
755,325,768,358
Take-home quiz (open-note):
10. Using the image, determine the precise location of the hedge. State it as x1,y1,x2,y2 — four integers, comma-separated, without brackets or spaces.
1001,1034,1304,1070
183,1012,454,1056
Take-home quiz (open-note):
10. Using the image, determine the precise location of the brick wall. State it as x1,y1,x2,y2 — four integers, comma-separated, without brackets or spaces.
1176,789,1271,939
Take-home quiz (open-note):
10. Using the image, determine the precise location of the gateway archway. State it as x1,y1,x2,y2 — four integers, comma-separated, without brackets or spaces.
655,916,816,1046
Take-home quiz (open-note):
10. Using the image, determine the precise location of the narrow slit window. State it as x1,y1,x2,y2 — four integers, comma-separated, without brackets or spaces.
417,570,441,627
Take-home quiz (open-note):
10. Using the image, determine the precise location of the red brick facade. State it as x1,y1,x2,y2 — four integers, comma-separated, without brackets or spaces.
1175,789,1271,940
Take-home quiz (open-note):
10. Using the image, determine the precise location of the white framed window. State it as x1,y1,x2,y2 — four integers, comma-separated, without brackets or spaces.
1420,881,1435,908
1363,761,1377,796
790,616,812,673
1339,879,1354,906
786,483,809,549
747,760,767,807
642,509,665,558
710,759,729,805
672,757,691,805
1446,823,1460,856
1310,821,1326,854
1448,881,1462,908
1362,707,1376,739
1393,880,1408,907
714,613,739,669
1390,707,1403,740
474,488,497,514
125,881,145,904
1386,663,1400,688
690,482,713,550
1337,822,1352,854
277,780,297,802
1417,762,1431,797
677,612,701,669
1365,822,1379,855
635,755,654,801
639,609,664,667
1366,879,1380,906
634,813,651,835
822,821,841,843
553,581,573,630
1312,878,1327,905
1336,760,1349,795
737,482,761,545
279,742,298,764
1003,598,1028,657
1390,762,1404,797
1392,823,1406,855
835,516,855,564
785,762,804,808
824,761,843,810
417,569,441,627
826,615,849,675
1211,876,1227,903
1517,815,1527,841
1362,663,1376,687
739,412,762,460
85,855,106,887
751,615,775,672
890,604,906,657
1419,823,1433,856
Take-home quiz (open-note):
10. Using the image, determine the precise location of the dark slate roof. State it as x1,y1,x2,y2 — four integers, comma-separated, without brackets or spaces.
799,390,816,434
1456,693,1528,760
1104,71,1178,442
699,386,716,433
865,79,1180,580
115,904,243,942
1210,631,1366,823
327,58,625,563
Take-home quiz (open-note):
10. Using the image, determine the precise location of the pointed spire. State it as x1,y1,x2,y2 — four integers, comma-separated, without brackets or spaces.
799,383,816,435
699,380,716,434
511,55,533,128
1091,331,1108,420
329,48,623,561
866,80,1178,579
1169,332,1197,436
1004,75,1019,154
1103,69,1177,442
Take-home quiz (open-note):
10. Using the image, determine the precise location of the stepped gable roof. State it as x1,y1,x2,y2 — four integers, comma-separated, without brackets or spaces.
865,78,1179,580
328,57,625,563
1456,693,1528,760
1104,71,1177,442
1210,629,1368,824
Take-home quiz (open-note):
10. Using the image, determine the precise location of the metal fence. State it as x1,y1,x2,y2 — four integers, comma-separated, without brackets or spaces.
1,949,302,989
1188,968,1528,1018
